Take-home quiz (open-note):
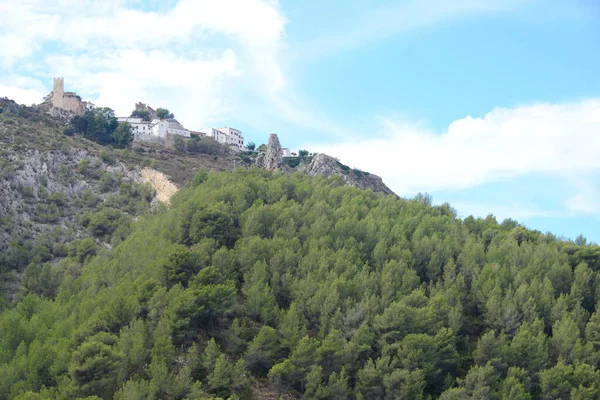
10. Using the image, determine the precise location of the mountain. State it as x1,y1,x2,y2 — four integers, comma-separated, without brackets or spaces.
0,99,237,299
0,99,392,300
2,98,600,399
0,160,600,398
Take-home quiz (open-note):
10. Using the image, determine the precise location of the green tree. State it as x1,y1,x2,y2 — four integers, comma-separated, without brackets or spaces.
173,137,185,152
245,326,281,376
156,108,174,120
113,122,134,149
383,368,426,400
508,319,550,374
130,109,151,121
268,359,296,397
461,364,499,400
163,244,199,287
500,368,531,400
551,314,580,363
67,333,125,399
69,107,120,146
189,204,238,247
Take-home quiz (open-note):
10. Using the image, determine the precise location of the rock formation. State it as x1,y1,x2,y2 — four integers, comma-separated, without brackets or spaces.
257,134,283,171
0,98,20,115
298,153,394,195
254,134,394,195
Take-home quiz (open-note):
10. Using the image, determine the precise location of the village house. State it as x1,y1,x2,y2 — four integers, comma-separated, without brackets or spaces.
206,127,244,150
117,116,191,141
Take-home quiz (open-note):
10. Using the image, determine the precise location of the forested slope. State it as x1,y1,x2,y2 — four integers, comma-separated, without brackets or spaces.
1,168,600,399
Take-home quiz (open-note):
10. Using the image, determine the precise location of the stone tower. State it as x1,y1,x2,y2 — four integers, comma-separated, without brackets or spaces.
53,77,64,108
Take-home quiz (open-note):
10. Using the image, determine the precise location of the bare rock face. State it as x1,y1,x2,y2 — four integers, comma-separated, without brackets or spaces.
140,168,178,205
298,153,394,195
258,134,283,172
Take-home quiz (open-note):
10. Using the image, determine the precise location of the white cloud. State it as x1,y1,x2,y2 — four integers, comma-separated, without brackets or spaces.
567,196,600,214
0,85,45,106
451,201,557,220
565,176,600,214
0,0,286,129
313,99,600,214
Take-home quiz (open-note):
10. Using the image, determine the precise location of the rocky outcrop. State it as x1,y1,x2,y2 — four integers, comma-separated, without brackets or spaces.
0,98,21,115
257,134,283,171
254,134,394,195
298,154,394,195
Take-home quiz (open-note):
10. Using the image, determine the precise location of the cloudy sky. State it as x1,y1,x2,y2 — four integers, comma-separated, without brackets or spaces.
2,0,600,242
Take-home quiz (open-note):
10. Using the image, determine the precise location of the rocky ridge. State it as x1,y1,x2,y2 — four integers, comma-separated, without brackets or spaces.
0,103,394,255
298,153,394,195
255,134,394,195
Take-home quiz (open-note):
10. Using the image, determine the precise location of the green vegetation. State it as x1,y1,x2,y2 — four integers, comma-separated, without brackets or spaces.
352,168,369,178
173,136,186,152
284,150,313,169
66,108,133,149
283,157,301,168
130,110,151,121
1,168,599,399
337,161,350,173
156,108,174,120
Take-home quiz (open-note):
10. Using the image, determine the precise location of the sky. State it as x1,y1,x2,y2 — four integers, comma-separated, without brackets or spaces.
1,0,600,243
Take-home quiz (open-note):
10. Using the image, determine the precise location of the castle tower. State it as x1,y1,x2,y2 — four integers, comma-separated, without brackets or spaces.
52,77,64,108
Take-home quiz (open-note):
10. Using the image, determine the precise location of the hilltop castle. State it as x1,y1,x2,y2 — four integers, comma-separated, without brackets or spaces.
43,78,94,113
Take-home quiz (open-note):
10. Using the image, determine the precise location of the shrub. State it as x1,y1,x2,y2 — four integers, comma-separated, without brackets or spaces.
337,162,350,173
100,150,116,165
173,137,185,152
283,157,301,168
99,173,117,193
20,185,35,199
48,192,68,207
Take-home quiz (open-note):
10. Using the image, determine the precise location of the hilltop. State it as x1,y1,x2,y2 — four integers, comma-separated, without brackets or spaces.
0,98,392,299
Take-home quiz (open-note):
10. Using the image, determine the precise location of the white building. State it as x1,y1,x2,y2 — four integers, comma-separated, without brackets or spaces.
118,117,191,141
282,148,292,157
150,119,190,139
207,128,227,144
117,117,152,139
206,127,244,149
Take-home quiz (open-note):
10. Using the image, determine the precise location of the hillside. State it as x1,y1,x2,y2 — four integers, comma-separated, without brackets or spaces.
0,99,240,299
0,168,599,399
0,99,394,304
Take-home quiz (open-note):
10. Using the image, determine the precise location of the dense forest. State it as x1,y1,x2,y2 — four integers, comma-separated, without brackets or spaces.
1,168,600,399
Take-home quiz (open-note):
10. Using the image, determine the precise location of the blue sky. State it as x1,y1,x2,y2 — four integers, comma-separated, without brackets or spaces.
1,0,600,243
